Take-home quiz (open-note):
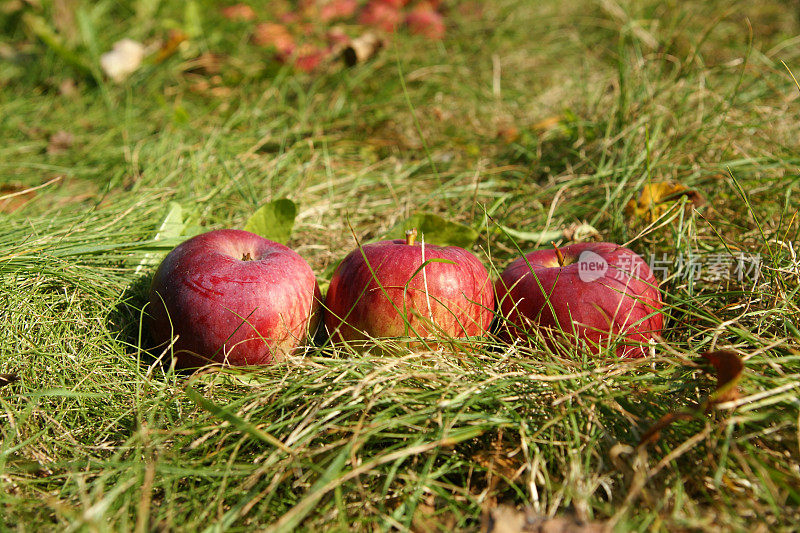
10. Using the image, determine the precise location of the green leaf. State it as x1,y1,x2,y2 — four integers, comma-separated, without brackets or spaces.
386,212,478,248
154,201,185,241
496,225,562,243
244,199,297,244
133,202,191,274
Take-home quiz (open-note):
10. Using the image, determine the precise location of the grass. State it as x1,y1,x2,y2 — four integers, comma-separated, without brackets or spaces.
2,0,800,530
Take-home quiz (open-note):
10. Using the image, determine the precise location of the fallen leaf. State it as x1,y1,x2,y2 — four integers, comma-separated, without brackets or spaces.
359,0,403,32
154,30,188,64
320,0,359,21
220,3,257,21
100,38,145,82
702,349,744,405
405,3,445,39
0,183,36,213
252,22,295,55
293,44,328,73
638,350,744,447
625,182,705,222
497,223,599,244
497,125,520,143
386,212,479,248
244,198,298,244
0,374,19,389
482,506,604,533
562,223,600,242
46,130,74,155
532,115,562,131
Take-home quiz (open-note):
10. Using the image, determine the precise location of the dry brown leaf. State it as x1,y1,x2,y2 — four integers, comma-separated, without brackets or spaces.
0,374,19,388
482,506,605,533
638,350,744,447
46,130,74,155
252,22,295,55
625,182,705,222
293,44,328,73
562,223,600,242
532,115,562,131
154,30,188,64
0,184,35,213
702,350,744,405
497,125,520,144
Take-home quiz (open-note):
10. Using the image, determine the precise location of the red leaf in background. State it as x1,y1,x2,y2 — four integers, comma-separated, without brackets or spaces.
378,0,409,8
319,0,359,22
293,45,328,72
279,11,301,24
252,22,296,55
359,0,403,32
405,2,445,39
220,4,256,21
326,27,351,47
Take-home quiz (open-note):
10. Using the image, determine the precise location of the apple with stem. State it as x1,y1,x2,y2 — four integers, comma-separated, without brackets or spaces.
495,242,663,357
149,229,321,368
324,229,494,349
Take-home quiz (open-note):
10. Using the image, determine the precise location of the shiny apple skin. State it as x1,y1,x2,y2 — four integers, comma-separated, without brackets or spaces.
324,239,494,346
149,229,321,367
495,242,663,357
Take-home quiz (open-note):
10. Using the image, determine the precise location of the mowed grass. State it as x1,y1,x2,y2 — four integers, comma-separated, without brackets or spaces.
2,0,800,530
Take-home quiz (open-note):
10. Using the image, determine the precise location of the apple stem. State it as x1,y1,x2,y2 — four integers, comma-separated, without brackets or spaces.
551,241,565,267
242,252,252,261
405,228,418,246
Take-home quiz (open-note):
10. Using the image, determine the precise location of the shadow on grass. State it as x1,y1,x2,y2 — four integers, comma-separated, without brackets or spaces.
106,273,173,372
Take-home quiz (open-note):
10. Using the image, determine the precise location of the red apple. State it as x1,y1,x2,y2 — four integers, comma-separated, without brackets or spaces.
149,229,321,367
324,230,494,347
495,242,663,357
